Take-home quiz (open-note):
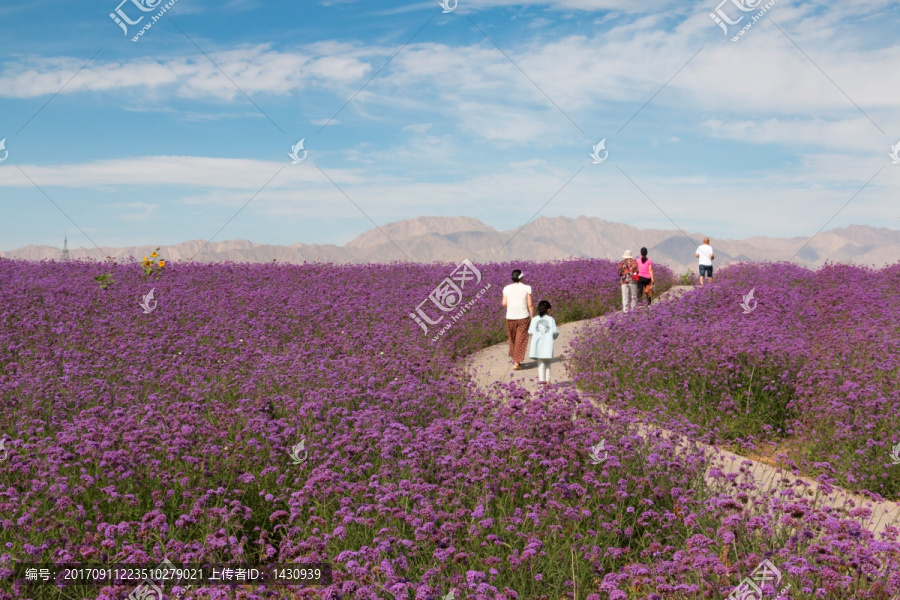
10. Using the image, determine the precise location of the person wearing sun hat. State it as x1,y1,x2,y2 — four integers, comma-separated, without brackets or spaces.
502,269,533,370
617,250,639,313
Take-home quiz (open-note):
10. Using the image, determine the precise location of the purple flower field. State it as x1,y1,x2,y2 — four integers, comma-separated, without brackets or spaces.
1,258,899,600
570,261,900,500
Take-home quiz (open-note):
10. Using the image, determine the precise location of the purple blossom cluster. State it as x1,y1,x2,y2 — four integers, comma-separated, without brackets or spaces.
0,258,897,600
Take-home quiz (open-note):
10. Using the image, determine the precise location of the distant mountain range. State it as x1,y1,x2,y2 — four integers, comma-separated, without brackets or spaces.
5,216,900,275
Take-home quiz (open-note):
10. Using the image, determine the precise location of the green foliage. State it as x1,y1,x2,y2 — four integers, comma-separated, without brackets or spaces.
678,270,698,286
94,273,114,290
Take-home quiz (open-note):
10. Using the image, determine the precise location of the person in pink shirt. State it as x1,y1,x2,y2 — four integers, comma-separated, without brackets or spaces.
635,247,654,305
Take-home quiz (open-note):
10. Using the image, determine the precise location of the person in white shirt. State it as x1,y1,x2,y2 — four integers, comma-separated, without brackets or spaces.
695,238,715,286
502,269,533,371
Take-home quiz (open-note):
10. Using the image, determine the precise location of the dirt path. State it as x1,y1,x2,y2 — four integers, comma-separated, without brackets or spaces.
464,285,900,535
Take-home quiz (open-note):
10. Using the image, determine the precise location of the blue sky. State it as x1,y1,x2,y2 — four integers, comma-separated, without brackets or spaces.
1,0,899,253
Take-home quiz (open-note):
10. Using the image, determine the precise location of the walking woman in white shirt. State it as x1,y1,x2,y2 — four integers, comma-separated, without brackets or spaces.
502,269,534,371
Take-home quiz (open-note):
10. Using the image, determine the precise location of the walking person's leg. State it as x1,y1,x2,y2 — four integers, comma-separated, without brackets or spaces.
512,318,529,369
628,282,637,310
621,284,629,313
537,359,550,383
506,319,518,367
636,277,650,305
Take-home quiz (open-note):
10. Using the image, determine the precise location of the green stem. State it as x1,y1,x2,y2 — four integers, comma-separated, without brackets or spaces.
746,365,756,413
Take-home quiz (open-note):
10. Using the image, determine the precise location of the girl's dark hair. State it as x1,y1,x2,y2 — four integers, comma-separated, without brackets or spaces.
511,269,523,282
640,247,648,264
537,300,552,316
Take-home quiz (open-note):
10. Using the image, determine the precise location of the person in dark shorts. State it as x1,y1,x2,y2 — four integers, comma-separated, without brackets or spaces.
695,238,715,285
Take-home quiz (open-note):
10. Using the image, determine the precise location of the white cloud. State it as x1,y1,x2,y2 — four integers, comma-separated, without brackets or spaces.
104,201,160,221
703,117,886,152
372,0,682,16
4,3,898,145
458,0,682,14
0,156,333,188
333,6,900,145
0,44,373,100
401,123,433,134
2,151,896,240
454,101,556,145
